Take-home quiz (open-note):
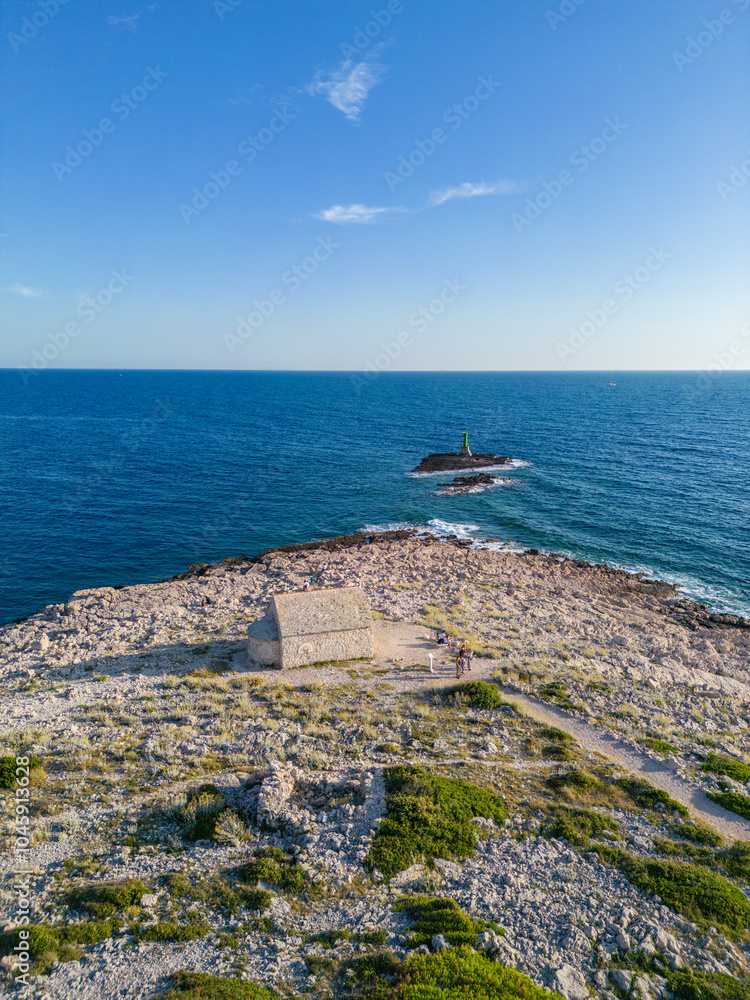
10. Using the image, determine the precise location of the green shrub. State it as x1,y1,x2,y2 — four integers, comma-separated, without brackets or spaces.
135,922,209,943
179,786,227,841
670,821,723,848
721,842,750,881
162,872,269,914
237,848,306,895
393,896,486,948
355,929,388,947
538,728,573,743
57,921,116,946
0,756,42,789
547,808,620,847
541,745,573,762
450,681,504,711
385,945,565,1000
67,878,148,919
615,777,689,817
640,737,680,755
368,766,505,879
540,681,568,701
707,791,750,821
593,849,750,935
546,770,600,794
667,968,750,1000
702,754,750,784
161,971,277,999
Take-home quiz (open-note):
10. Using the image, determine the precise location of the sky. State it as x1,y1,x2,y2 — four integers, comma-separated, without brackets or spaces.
1,0,749,373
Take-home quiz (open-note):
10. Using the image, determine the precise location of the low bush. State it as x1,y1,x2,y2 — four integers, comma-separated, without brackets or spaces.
67,878,149,919
702,754,750,784
0,921,116,972
670,821,723,848
541,745,573,762
721,842,750,881
547,808,620,847
707,791,750,821
449,681,504,711
179,785,227,841
538,727,573,743
640,737,680,755
0,756,42,789
614,777,688,817
667,968,750,1000
237,847,306,895
162,871,269,914
546,770,600,794
368,766,505,879
135,922,209,943
593,849,750,935
161,971,277,999
393,896,487,947
382,946,565,1000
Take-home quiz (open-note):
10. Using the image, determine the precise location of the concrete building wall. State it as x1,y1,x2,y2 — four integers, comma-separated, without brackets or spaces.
279,626,374,670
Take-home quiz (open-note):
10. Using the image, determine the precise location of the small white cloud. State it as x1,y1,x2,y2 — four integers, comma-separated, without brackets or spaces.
307,58,386,122
8,283,45,298
313,203,403,224
107,13,140,28
428,179,521,206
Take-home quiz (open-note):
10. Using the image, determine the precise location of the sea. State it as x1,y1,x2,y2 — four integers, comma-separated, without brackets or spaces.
1,369,748,626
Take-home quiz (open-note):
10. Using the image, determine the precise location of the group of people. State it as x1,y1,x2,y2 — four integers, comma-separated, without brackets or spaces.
455,644,473,679
435,631,473,677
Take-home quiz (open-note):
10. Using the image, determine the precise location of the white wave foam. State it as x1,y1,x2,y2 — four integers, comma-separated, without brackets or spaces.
362,519,527,552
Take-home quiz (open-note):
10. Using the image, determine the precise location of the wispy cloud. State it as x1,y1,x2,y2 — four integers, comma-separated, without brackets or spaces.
313,204,404,225
8,283,45,298
307,57,386,122
428,179,522,206
108,13,140,28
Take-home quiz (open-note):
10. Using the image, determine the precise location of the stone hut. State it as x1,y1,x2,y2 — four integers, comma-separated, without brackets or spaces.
246,586,373,669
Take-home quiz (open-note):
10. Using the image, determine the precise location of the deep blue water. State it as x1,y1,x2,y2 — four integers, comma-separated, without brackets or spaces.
1,370,748,625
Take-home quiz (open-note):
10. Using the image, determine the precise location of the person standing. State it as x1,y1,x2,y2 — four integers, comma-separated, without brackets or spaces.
465,647,474,672
455,650,464,679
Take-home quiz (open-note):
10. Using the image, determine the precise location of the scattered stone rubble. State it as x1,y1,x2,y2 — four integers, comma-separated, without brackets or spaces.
1,533,749,998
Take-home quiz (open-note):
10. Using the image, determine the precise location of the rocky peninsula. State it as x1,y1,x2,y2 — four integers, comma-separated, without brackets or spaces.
1,531,750,1000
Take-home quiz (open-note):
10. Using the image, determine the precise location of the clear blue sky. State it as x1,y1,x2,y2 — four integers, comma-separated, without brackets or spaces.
1,0,749,372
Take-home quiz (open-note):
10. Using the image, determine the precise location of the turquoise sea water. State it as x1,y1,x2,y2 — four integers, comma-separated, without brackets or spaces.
1,369,748,624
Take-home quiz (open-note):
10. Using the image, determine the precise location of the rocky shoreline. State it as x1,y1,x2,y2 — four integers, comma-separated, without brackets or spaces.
2,531,750,999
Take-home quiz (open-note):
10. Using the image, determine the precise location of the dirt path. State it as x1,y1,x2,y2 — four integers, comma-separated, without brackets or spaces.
495,687,750,843
286,623,750,843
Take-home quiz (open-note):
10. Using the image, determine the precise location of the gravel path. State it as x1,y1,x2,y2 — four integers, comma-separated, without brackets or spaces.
497,687,750,844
